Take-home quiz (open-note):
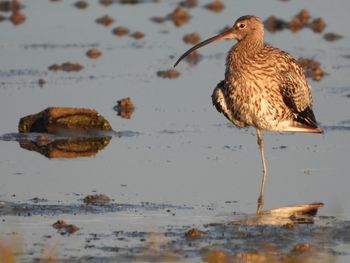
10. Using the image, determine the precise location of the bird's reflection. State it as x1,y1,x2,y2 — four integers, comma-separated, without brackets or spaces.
230,202,324,226
254,161,323,220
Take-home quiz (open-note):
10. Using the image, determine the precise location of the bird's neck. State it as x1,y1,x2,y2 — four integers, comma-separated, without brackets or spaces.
225,33,264,80
239,32,264,53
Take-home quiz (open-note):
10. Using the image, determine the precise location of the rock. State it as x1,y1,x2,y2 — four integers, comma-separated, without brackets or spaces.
204,0,225,13
74,1,88,9
95,15,114,26
297,58,324,81
152,7,191,27
65,224,79,234
18,107,112,133
58,62,83,72
185,228,203,239
112,26,129,36
10,10,26,25
114,97,135,119
183,32,201,44
157,69,180,79
52,219,66,230
295,9,310,25
83,194,111,205
310,18,326,33
48,62,83,72
130,31,144,39
86,48,102,59
52,219,79,234
289,17,304,32
265,10,325,34
168,7,191,27
264,16,288,33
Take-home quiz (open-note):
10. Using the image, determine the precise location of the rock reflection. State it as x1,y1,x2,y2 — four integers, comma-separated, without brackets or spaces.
0,0,26,26
19,135,111,158
0,0,21,12
0,129,140,158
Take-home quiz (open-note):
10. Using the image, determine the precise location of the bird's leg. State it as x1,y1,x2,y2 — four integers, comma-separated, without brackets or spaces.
256,128,267,214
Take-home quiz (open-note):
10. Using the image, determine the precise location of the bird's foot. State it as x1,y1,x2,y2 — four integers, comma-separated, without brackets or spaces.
256,196,264,214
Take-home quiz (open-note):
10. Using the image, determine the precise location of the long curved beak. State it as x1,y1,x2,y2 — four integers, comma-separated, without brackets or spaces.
174,28,235,67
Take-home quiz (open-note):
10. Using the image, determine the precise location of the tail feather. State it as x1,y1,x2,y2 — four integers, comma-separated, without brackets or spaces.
283,126,323,133
278,120,323,133
295,107,318,129
285,106,323,133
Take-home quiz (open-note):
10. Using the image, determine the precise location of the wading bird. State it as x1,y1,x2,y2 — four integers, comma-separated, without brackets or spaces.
174,15,322,213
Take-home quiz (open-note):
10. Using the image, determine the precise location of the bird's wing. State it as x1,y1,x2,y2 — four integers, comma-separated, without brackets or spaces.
277,52,318,128
212,81,247,128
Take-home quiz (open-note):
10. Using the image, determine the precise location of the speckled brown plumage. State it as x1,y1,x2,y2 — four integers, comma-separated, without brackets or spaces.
174,15,322,214
212,16,320,133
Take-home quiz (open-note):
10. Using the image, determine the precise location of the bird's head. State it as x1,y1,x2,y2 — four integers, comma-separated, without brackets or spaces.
229,15,264,41
174,15,264,67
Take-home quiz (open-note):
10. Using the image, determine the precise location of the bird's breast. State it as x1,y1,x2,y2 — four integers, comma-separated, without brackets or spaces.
224,72,288,130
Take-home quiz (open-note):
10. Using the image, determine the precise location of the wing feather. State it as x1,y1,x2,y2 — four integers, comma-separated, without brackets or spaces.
212,81,247,128
275,50,319,129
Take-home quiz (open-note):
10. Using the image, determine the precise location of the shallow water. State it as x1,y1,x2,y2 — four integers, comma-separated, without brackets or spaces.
0,0,350,261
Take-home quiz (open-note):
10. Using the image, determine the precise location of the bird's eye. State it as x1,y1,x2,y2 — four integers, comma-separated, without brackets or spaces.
239,23,246,29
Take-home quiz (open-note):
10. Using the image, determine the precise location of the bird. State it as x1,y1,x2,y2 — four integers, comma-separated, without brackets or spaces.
174,15,323,214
